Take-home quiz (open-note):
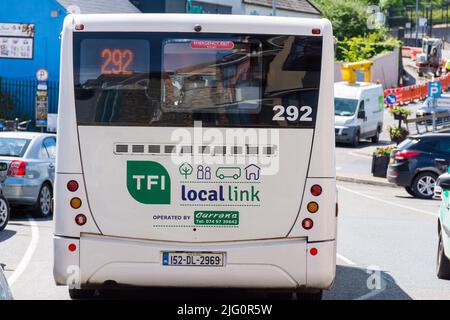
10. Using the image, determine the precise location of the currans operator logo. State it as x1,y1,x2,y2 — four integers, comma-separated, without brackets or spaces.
127,161,171,204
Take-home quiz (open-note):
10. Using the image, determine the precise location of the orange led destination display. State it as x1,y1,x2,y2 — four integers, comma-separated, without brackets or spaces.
100,48,134,75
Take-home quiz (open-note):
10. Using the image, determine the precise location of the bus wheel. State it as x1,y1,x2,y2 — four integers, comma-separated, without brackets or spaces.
295,290,322,300
69,288,96,300
437,230,450,280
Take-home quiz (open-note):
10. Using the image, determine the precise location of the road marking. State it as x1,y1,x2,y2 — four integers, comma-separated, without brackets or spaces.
337,253,387,300
355,288,386,300
337,253,356,266
7,215,39,287
338,185,437,217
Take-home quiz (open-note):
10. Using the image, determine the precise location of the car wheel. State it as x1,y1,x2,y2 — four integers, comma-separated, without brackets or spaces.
412,172,438,199
405,187,415,197
34,183,53,218
351,131,360,148
437,230,450,280
371,129,380,143
69,288,96,300
0,196,10,231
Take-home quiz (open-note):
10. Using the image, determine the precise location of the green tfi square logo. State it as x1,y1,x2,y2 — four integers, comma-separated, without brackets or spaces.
127,161,171,204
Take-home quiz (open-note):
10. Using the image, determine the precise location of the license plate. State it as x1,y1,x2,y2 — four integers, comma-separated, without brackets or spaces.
162,251,225,267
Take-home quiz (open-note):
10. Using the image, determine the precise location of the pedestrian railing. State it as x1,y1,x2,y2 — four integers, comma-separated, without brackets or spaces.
0,76,59,123
405,113,450,135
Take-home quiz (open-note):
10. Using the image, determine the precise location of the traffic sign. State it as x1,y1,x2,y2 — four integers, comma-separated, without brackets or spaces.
385,94,397,105
428,81,442,98
36,68,49,82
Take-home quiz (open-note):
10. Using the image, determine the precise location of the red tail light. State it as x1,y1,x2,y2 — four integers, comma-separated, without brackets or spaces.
311,184,322,196
8,160,27,176
67,180,79,192
395,151,421,160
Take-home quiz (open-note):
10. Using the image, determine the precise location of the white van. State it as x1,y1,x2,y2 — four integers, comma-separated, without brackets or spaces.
334,82,384,147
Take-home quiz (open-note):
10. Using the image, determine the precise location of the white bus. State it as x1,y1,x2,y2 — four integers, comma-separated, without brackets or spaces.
54,13,337,300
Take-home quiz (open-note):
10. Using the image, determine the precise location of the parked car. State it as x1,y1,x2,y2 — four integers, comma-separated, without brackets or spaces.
416,97,450,125
387,133,450,199
435,173,450,279
0,132,56,217
0,265,12,300
0,189,10,232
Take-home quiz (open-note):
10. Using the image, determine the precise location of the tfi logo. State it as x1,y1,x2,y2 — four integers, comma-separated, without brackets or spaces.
127,161,171,204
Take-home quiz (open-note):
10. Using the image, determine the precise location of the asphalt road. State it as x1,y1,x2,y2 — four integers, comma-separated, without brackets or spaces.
0,181,449,300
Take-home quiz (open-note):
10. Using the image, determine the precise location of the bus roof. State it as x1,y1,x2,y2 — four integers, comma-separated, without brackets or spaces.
65,13,331,36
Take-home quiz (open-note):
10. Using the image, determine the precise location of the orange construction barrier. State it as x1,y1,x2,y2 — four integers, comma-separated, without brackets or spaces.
383,73,450,107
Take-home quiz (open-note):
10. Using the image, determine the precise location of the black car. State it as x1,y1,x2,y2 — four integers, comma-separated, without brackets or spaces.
387,133,450,199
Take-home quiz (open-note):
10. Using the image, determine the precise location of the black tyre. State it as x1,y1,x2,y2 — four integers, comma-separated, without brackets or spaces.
411,172,438,199
69,288,96,300
351,131,360,148
0,196,10,232
371,129,380,143
296,290,323,300
33,183,53,218
405,187,415,197
437,230,450,280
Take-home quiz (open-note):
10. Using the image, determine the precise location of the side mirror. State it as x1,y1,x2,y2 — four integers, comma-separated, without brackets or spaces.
357,110,366,119
437,173,450,190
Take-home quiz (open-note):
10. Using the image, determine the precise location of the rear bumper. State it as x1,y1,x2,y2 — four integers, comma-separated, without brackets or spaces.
2,177,40,205
54,235,336,291
386,164,412,187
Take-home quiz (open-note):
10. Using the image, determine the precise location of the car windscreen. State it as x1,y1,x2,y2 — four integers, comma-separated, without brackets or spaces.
0,138,31,157
334,98,358,116
73,32,323,128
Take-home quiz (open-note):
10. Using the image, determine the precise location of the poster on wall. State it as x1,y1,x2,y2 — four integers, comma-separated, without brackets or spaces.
0,37,33,59
35,91,48,128
0,23,35,37
0,23,34,59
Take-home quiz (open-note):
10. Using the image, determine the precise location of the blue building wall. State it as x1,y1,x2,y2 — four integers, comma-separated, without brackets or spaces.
0,0,65,81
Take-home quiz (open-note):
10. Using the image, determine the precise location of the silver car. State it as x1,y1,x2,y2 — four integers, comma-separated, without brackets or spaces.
0,132,56,217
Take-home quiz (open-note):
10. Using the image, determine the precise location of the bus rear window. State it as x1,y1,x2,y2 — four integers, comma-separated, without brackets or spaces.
162,40,261,114
73,32,322,128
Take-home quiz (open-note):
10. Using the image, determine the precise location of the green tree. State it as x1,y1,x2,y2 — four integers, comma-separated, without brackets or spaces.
312,0,371,39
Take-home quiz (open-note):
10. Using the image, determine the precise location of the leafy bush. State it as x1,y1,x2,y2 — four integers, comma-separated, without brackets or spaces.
390,106,412,117
387,126,409,144
374,146,394,156
336,32,402,62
